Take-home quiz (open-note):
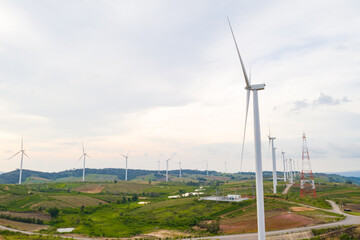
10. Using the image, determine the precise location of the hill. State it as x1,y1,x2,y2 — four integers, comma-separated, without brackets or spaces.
0,168,359,185
334,170,360,178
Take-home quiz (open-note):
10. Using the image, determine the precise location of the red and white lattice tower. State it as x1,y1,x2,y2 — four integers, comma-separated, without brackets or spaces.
300,133,317,197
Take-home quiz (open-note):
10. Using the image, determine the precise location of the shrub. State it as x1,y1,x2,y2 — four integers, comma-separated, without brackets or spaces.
47,207,60,218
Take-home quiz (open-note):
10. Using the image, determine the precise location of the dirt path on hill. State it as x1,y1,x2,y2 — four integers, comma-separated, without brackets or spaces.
282,183,294,194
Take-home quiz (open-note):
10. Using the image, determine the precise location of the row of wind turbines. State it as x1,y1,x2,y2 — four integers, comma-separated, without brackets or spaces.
8,138,186,185
268,133,301,194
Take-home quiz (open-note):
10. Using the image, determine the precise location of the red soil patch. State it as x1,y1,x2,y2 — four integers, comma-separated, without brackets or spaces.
205,176,230,181
345,203,360,213
30,176,50,181
291,207,315,212
78,186,105,193
221,213,316,234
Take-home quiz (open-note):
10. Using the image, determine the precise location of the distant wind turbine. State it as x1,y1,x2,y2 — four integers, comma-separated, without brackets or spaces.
157,160,160,174
228,17,266,240
281,151,286,182
78,142,89,182
9,136,30,185
165,154,175,182
178,160,182,178
206,160,209,176
268,130,277,194
289,158,293,183
121,152,129,181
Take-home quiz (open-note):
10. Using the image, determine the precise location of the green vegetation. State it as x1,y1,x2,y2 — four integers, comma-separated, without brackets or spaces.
0,170,357,238
0,230,66,239
311,225,360,240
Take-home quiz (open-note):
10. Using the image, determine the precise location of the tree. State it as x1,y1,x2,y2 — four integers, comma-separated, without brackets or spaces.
47,207,60,218
131,194,138,202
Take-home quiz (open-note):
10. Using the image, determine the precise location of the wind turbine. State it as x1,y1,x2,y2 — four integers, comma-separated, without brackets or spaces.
121,152,129,181
268,131,277,194
289,158,293,183
78,142,89,182
281,151,286,182
157,160,160,174
295,159,299,177
165,154,175,182
224,160,227,174
9,136,30,185
178,160,182,178
228,17,266,240
206,160,209,176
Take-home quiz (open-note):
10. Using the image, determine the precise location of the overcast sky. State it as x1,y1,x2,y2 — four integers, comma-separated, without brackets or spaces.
0,0,359,174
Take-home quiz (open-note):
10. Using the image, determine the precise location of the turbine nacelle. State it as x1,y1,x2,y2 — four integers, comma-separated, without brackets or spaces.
246,83,266,91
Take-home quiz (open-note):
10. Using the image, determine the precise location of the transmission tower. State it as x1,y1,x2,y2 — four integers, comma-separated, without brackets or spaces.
300,133,317,197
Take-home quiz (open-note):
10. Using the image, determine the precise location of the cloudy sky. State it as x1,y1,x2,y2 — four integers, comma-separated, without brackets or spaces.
0,0,359,174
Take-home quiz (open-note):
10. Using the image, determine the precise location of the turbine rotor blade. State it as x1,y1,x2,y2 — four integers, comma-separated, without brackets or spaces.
78,155,84,161
82,142,84,154
227,16,250,88
8,151,21,160
23,151,30,159
240,89,251,173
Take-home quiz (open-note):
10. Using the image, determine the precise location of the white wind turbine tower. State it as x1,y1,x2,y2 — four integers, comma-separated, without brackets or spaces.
292,159,297,178
289,158,293,183
224,160,227,174
178,161,182,178
281,151,286,182
121,152,129,181
296,159,300,177
206,160,209,176
228,18,266,239
157,160,160,174
78,142,89,182
165,154,175,182
9,136,30,185
268,132,277,194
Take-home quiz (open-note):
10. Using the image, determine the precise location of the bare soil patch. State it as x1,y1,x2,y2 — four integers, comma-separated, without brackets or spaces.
0,218,48,231
30,176,50,181
141,230,191,238
80,186,105,194
75,184,105,193
291,206,315,212
51,195,107,207
345,203,360,213
268,230,314,240
0,211,51,221
220,212,316,234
